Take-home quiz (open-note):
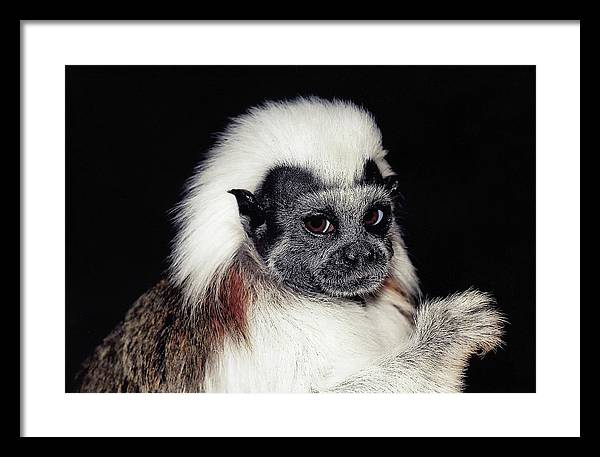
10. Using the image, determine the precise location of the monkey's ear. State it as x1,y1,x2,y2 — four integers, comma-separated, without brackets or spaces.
383,175,401,197
228,189,265,229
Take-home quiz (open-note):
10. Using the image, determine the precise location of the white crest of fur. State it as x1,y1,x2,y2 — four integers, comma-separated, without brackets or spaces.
170,97,418,304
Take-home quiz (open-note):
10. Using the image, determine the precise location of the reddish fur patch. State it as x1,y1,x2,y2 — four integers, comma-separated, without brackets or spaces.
212,264,251,343
381,276,415,324
382,277,409,300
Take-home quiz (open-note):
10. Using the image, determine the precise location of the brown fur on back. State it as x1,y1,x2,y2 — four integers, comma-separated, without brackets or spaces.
76,264,252,392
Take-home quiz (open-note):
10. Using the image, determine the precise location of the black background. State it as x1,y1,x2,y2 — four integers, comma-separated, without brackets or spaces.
66,66,535,393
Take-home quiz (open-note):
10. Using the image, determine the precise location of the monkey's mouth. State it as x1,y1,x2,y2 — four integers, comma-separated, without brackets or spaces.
317,269,387,298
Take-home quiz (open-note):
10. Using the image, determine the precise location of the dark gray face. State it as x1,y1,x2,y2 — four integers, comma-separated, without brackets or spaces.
229,161,400,298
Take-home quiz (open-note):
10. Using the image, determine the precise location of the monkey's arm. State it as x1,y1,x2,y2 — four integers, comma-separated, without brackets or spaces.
325,289,505,393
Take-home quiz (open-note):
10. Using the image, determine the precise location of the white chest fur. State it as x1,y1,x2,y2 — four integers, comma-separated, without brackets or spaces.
204,295,414,392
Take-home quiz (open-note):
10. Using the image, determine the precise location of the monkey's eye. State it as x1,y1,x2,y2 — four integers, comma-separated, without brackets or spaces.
304,215,335,235
364,208,385,226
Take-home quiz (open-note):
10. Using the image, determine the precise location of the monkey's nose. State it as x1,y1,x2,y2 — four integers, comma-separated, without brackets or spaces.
342,245,375,267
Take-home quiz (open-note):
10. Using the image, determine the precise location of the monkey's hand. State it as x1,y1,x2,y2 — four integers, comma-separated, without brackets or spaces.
325,289,505,393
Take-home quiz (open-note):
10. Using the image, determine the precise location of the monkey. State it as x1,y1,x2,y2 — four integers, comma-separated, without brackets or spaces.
76,97,505,393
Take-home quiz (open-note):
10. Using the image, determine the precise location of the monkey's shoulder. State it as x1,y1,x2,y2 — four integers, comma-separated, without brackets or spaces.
77,279,205,393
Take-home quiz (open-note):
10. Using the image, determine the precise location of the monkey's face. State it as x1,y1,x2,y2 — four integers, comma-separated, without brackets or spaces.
266,186,395,298
230,162,400,298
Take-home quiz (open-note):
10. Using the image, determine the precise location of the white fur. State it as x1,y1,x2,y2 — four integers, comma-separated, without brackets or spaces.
204,288,414,392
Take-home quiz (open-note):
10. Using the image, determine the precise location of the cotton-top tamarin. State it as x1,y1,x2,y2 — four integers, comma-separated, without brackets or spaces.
77,97,504,393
